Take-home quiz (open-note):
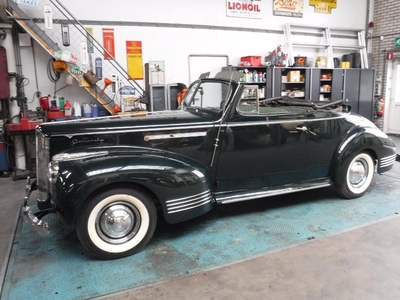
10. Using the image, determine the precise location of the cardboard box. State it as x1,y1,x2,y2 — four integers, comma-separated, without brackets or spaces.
287,71,301,82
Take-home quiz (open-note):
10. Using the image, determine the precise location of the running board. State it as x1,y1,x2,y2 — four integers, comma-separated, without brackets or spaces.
215,178,332,205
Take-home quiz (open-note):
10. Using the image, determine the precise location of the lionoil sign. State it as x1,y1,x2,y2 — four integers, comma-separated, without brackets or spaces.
226,0,262,19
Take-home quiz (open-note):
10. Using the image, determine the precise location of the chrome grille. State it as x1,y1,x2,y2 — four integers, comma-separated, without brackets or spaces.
166,190,212,214
379,154,396,168
36,130,50,202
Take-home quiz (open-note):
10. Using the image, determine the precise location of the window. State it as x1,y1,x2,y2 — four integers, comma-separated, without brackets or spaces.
184,81,229,109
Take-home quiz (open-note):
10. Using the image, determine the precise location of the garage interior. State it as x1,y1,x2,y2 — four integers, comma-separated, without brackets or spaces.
1,0,400,299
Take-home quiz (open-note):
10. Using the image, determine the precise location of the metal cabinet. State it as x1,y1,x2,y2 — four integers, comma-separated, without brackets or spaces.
221,66,274,99
220,66,375,121
273,67,311,100
310,68,344,102
344,68,374,120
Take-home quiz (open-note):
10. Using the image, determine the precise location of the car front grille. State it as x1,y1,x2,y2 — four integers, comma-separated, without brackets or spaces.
36,130,50,202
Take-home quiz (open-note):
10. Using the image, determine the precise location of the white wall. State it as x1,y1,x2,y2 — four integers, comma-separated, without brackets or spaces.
15,0,370,111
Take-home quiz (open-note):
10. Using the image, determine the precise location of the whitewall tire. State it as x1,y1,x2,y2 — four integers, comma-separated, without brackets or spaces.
335,152,375,199
76,187,157,259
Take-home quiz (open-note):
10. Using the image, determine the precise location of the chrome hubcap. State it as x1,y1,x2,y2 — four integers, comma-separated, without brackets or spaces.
96,202,140,244
349,160,368,188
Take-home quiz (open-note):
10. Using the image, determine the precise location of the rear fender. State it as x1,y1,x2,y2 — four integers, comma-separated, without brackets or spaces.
53,150,215,225
333,129,379,185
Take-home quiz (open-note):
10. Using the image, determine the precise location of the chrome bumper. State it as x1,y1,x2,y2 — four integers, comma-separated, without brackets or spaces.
22,177,51,236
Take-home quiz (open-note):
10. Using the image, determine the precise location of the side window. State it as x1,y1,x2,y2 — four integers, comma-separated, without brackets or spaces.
237,86,289,115
238,85,259,114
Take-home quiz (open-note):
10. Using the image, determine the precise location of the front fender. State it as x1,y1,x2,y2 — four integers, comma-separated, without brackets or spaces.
52,150,215,225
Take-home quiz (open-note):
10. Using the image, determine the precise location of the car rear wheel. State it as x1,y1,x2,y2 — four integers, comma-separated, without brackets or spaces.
335,152,375,199
76,187,157,259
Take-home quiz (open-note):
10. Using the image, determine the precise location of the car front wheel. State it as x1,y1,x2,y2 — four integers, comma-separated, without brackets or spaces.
76,187,157,259
335,152,375,199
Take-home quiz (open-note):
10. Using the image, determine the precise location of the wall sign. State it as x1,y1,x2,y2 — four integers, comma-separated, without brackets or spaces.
309,0,337,14
273,0,304,18
395,37,400,48
126,41,143,80
102,28,115,60
226,0,262,19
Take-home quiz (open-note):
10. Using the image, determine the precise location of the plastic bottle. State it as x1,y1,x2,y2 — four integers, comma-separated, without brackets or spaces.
74,102,81,117
64,100,72,117
91,103,99,117
59,97,65,110
83,103,91,118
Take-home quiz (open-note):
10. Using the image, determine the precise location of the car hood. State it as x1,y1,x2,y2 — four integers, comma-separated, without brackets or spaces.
37,108,219,137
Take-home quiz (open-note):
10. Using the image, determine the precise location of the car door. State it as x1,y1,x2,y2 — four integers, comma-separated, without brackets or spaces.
300,110,351,179
214,88,311,192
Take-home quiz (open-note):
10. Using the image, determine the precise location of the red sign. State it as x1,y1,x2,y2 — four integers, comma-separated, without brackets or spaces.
387,52,394,60
226,0,262,19
102,28,115,60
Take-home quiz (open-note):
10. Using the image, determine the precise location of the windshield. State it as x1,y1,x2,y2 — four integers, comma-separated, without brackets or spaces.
183,81,230,110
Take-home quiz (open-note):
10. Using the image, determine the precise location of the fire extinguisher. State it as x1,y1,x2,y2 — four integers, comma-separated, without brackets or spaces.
376,98,385,117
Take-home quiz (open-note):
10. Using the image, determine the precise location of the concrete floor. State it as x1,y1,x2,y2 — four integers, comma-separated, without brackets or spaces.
1,135,400,300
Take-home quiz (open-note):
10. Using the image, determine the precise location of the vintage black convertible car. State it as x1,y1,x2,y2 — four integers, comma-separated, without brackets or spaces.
24,71,397,259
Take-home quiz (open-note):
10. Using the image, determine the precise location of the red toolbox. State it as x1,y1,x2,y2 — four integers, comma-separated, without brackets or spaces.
240,56,262,66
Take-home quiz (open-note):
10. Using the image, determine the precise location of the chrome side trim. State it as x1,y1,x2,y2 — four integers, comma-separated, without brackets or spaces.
215,179,332,205
52,115,345,139
53,124,215,138
52,151,109,162
166,190,212,214
144,131,207,141
380,154,396,168
226,115,345,128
